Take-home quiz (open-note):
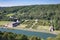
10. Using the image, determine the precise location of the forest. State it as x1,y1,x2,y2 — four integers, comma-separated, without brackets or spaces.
0,4,60,30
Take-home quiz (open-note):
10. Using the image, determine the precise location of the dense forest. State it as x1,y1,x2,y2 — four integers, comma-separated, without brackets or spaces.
0,4,60,20
0,31,60,40
0,4,60,30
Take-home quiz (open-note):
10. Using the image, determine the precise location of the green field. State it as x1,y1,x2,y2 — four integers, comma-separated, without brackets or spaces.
0,21,11,25
0,20,60,34
0,20,50,30
6,13,15,16
17,20,50,31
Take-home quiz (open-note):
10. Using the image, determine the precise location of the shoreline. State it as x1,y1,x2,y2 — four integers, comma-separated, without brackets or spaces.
0,27,58,35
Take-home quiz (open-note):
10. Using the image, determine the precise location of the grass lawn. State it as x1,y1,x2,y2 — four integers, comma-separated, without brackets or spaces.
37,26,50,30
0,21,11,25
0,21,60,35
54,30,60,34
17,24,27,28
6,13,15,16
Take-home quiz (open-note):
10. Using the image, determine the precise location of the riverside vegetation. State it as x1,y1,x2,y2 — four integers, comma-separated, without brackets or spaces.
0,4,60,30
0,4,60,40
0,31,60,40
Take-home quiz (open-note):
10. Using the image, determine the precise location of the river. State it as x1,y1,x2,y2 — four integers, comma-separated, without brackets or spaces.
0,28,56,39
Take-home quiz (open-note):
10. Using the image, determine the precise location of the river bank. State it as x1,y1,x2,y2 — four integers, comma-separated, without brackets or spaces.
0,27,57,39
0,27,59,35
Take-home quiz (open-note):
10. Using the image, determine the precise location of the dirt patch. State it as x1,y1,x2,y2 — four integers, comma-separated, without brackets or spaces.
17,24,27,28
37,25,49,30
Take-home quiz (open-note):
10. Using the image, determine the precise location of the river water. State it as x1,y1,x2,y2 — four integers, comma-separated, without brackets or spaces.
0,28,56,39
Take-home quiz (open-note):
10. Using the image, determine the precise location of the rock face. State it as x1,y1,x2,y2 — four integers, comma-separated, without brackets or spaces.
49,25,54,32
4,23,11,28
6,22,13,28
7,19,20,27
12,22,20,27
12,20,20,27
8,23,13,28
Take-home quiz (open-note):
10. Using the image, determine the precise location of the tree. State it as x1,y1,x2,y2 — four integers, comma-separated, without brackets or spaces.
53,16,59,30
47,37,53,40
54,34,60,40
15,35,28,40
29,36,41,40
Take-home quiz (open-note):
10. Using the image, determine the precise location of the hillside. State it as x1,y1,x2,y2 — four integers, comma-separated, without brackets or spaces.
0,4,60,30
0,4,60,20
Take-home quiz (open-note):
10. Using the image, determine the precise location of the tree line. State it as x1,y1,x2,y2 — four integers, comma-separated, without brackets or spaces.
0,31,41,40
0,4,60,30
0,31,60,40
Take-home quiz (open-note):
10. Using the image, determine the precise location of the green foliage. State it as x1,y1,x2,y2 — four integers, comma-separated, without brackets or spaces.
47,37,53,40
22,20,35,28
29,36,41,40
0,31,41,40
0,31,60,40
15,34,28,40
0,4,60,20
52,16,60,30
47,34,60,40
0,4,60,30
